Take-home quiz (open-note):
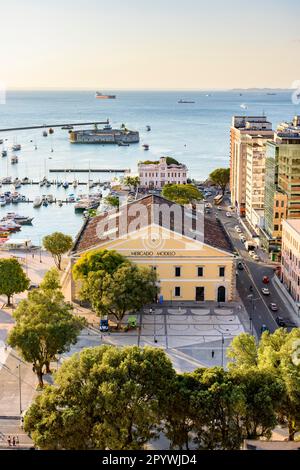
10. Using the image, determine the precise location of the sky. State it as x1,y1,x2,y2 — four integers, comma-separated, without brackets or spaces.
0,0,300,90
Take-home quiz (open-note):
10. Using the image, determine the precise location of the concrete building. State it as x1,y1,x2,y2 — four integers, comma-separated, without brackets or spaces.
70,195,235,303
281,219,300,305
245,136,271,232
138,157,188,189
262,116,300,258
230,116,273,216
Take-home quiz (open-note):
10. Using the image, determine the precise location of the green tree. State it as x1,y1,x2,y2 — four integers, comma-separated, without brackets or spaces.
43,232,73,270
227,333,258,371
72,249,126,280
258,328,300,440
162,184,203,205
230,368,283,440
24,345,176,450
209,168,230,195
0,258,29,306
8,269,86,387
123,175,140,190
104,194,120,208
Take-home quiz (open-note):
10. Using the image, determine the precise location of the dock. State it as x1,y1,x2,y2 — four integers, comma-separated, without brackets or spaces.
49,168,129,173
0,120,109,132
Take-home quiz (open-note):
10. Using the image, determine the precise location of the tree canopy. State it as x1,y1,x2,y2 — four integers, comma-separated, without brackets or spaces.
24,345,176,450
227,329,300,440
104,195,120,209
73,250,158,327
43,232,73,270
162,184,203,205
123,175,140,190
209,168,230,195
8,268,86,387
0,258,30,305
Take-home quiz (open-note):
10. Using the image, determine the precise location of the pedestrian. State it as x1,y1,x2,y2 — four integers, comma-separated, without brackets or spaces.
12,436,16,447
16,436,19,445
211,350,215,359
7,435,11,446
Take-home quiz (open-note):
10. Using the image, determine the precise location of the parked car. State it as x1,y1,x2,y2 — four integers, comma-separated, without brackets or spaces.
226,212,231,217
100,319,109,332
263,276,270,284
261,287,270,295
237,262,244,270
269,303,278,312
249,250,256,257
276,316,286,327
236,228,242,233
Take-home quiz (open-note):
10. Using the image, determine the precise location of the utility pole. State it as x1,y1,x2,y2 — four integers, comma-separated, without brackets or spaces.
18,364,22,415
221,334,225,368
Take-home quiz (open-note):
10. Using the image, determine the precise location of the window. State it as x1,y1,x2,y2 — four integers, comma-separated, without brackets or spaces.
197,267,203,277
174,286,181,297
175,266,181,277
219,267,225,277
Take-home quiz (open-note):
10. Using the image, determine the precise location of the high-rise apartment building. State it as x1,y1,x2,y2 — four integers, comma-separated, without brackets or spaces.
230,116,273,216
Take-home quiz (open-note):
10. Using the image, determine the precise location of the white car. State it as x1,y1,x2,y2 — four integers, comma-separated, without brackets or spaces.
249,250,255,256
226,212,231,217
253,254,260,261
236,227,242,233
261,288,270,295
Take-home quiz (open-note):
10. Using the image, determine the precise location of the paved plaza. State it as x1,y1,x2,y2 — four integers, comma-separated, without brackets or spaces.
67,304,247,372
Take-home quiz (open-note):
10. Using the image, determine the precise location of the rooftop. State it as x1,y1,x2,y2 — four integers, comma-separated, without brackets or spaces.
72,194,233,254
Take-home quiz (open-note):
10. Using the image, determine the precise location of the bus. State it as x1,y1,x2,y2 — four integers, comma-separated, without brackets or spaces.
213,194,223,205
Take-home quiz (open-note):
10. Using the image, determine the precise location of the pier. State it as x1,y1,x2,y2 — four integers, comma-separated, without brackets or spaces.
0,120,109,132
49,168,129,173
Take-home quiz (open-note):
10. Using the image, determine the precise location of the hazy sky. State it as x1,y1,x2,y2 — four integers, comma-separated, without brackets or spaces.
0,0,300,90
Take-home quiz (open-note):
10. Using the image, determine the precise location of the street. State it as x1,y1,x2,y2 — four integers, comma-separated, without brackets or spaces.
204,192,298,336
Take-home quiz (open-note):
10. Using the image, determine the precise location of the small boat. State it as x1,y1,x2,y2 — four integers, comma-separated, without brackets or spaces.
0,220,21,232
57,200,63,207
11,144,21,151
21,177,30,184
95,92,116,99
72,181,78,188
178,99,195,104
1,177,11,184
240,103,248,110
0,139,3,144
1,150,7,157
0,197,6,207
66,194,76,203
49,128,54,134
46,194,54,203
46,181,51,187
57,181,62,187
42,200,48,207
62,181,69,189
146,125,151,132
61,125,74,130
14,182,22,190
43,130,48,137
33,197,42,208
11,155,18,164
143,144,149,150
118,142,130,146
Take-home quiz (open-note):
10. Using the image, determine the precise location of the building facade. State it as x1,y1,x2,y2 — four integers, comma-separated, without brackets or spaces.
70,195,235,303
138,157,188,189
281,219,300,304
262,116,300,257
230,116,273,216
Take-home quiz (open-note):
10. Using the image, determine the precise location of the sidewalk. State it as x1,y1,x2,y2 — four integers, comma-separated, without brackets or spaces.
273,276,300,327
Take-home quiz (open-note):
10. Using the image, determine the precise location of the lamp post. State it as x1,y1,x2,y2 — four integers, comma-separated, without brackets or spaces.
17,364,22,415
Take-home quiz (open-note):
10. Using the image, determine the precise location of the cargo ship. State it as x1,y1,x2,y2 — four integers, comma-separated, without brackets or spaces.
95,92,116,99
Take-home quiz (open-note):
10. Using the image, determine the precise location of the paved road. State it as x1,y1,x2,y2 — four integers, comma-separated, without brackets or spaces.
204,194,297,336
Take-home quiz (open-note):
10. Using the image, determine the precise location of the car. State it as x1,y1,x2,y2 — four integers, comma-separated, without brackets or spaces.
236,228,242,233
28,283,39,291
263,276,270,284
237,262,244,270
240,237,246,243
204,191,212,197
100,319,109,332
261,324,270,333
252,254,260,261
226,212,231,217
261,287,270,295
269,303,278,312
276,316,286,327
249,250,255,256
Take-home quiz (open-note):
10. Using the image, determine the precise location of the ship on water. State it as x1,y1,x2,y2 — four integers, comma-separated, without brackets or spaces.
95,91,116,99
69,122,139,144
